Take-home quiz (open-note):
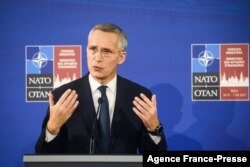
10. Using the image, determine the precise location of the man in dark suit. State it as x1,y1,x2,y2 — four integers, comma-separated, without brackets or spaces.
35,23,167,154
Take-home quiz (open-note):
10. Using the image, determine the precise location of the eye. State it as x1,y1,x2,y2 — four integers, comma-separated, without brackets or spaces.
102,49,112,54
89,46,97,52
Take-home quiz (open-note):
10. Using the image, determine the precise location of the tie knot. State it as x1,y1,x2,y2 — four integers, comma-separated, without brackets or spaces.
98,85,107,95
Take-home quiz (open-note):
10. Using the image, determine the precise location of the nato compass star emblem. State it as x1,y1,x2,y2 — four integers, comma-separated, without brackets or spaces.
197,50,215,72
32,52,48,72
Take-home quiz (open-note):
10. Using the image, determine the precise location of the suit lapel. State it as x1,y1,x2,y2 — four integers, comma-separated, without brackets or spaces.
109,76,130,152
77,75,96,135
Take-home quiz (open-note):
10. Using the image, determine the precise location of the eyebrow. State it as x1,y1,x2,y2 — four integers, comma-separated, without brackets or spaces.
88,45,114,52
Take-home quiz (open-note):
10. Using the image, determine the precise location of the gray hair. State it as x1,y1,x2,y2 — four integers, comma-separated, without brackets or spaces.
88,23,128,51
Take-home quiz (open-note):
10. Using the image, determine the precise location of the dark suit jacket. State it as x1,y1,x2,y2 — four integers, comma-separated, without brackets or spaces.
35,74,167,154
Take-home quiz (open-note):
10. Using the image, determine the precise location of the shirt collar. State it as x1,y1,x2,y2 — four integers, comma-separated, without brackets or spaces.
89,74,117,93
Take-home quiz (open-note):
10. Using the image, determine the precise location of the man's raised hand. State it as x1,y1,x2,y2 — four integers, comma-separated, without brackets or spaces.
47,89,79,135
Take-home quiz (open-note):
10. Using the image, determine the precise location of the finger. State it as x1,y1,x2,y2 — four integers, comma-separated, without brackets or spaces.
66,93,78,111
63,90,77,109
140,93,153,107
133,107,146,122
68,100,79,115
151,94,157,108
48,93,54,107
134,96,150,112
133,98,148,114
57,89,72,105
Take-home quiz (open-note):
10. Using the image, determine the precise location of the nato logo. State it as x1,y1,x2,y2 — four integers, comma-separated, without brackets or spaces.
26,46,53,102
192,44,220,100
32,52,48,69
25,45,82,102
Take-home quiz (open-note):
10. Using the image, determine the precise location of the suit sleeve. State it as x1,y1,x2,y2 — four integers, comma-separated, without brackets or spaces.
35,109,69,154
138,127,167,152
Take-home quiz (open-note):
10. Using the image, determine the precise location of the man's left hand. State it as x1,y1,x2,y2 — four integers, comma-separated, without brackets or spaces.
133,93,160,132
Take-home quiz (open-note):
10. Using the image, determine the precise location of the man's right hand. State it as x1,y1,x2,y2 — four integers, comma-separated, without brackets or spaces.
47,89,79,135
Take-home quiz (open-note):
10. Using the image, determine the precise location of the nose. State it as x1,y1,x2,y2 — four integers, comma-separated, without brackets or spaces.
95,50,103,61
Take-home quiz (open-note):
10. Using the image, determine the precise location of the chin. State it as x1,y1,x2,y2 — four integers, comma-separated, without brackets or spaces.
90,72,105,79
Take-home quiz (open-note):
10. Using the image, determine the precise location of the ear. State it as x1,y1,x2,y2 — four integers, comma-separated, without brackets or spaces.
118,51,127,65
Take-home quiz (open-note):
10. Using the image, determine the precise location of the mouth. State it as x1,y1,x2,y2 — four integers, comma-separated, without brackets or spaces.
93,66,103,71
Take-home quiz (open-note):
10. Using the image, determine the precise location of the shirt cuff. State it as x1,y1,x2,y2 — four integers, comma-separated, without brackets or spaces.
149,133,161,144
45,128,57,142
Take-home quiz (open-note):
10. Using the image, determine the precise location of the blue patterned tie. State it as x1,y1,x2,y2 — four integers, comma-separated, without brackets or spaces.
98,86,110,153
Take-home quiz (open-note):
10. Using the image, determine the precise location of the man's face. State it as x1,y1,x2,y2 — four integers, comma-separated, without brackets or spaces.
87,30,126,84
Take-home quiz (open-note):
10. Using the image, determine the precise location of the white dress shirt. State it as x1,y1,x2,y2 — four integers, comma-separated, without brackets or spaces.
89,74,116,127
